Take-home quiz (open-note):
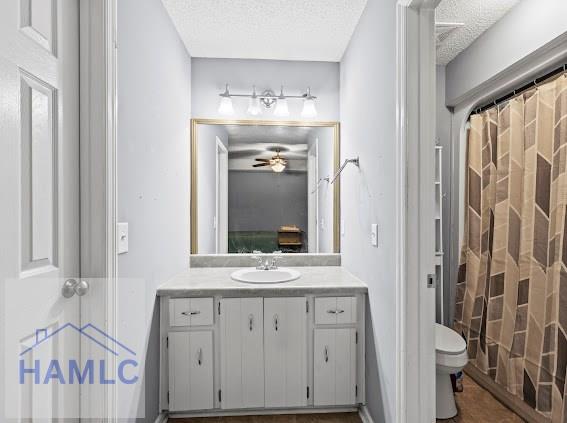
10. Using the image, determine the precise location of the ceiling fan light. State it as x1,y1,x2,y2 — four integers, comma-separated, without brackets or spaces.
271,162,286,172
274,98,289,117
218,96,234,116
301,98,317,118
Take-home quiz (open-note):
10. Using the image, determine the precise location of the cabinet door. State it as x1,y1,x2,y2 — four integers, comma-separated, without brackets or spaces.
188,331,214,410
264,297,307,408
168,331,214,411
314,328,357,406
220,298,264,409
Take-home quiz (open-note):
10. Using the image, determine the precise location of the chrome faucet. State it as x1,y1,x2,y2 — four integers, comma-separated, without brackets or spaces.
251,251,283,270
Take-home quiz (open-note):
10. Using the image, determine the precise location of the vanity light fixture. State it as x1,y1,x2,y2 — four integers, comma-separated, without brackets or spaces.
301,87,317,118
273,86,290,117
218,84,317,117
247,85,262,116
218,84,234,116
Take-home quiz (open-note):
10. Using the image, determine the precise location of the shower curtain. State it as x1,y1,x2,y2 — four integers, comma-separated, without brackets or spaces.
455,73,567,421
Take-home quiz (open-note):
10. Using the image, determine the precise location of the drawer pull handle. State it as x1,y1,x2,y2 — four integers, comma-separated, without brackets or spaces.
326,309,345,314
197,348,202,365
249,314,254,331
274,314,279,331
181,310,201,316
324,346,329,362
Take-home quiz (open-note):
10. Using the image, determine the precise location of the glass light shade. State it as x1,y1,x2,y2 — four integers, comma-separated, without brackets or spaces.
273,98,289,117
271,162,286,172
218,96,234,116
247,96,262,115
301,98,317,118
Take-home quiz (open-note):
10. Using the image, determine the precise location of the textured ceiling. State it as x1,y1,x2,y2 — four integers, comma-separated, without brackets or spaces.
435,0,520,65
162,0,367,62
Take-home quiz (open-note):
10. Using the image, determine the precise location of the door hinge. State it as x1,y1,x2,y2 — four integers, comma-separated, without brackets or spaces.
355,385,358,397
306,300,309,313
218,301,221,315
218,389,222,402
307,386,310,399
355,331,358,344
167,391,170,404
166,336,169,348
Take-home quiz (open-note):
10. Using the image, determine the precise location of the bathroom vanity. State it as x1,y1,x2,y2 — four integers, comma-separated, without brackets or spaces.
157,265,367,417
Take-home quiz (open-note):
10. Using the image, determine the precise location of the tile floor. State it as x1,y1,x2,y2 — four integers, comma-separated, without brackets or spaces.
170,376,524,423
437,375,525,422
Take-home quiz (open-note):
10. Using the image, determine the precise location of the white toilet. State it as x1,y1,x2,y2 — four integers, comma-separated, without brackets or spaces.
435,323,468,419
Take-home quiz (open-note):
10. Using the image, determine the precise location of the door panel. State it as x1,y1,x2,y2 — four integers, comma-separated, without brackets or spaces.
0,0,80,420
168,332,191,411
264,297,307,408
314,329,335,406
220,298,264,409
188,331,213,410
314,328,357,406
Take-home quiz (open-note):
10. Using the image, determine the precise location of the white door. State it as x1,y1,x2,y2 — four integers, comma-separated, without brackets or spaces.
215,137,228,253
264,297,307,408
220,298,264,409
314,328,357,406
0,0,81,420
168,331,214,411
307,140,319,253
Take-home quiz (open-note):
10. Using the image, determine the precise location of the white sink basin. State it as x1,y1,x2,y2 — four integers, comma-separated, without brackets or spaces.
231,267,301,284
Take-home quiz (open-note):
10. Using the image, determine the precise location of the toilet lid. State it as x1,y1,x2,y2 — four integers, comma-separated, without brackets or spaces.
435,323,466,355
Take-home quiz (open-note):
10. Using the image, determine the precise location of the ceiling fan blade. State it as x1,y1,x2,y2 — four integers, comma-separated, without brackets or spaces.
252,163,270,167
255,158,270,162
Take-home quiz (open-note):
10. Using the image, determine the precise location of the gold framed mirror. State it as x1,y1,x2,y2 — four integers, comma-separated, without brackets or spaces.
190,119,340,255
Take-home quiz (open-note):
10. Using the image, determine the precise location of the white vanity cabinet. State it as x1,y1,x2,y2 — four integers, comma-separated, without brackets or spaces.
160,292,365,417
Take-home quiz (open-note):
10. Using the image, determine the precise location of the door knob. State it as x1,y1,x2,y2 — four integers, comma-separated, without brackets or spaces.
62,279,90,298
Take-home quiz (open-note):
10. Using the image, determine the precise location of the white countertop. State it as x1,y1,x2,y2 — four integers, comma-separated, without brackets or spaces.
157,266,367,297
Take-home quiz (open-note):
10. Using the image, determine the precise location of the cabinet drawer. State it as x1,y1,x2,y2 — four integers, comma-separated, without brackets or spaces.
315,297,357,325
169,298,214,327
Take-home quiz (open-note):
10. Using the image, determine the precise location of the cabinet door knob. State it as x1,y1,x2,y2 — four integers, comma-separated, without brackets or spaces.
274,314,279,331
324,346,329,363
249,314,254,331
197,348,202,366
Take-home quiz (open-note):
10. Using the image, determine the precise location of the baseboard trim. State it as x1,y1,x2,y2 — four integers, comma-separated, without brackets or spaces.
169,407,358,419
154,412,168,423
358,405,374,423
464,364,551,423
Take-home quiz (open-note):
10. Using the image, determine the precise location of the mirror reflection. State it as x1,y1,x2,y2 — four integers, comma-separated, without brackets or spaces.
192,122,338,254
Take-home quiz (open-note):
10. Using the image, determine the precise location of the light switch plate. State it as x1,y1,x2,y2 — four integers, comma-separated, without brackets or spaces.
371,223,378,246
117,222,128,254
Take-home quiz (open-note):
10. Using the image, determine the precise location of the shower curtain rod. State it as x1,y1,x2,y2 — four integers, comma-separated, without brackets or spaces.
471,62,567,115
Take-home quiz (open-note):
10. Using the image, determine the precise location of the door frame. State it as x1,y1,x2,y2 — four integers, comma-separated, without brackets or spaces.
79,0,118,420
215,137,228,254
396,0,440,421
307,139,319,253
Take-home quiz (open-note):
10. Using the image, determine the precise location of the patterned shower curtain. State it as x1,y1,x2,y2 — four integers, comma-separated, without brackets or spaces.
455,73,567,421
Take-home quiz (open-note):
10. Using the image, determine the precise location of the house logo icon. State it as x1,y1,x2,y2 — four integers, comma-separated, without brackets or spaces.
19,323,139,385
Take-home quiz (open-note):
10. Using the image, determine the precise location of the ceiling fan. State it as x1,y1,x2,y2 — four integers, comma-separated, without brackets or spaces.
252,150,288,173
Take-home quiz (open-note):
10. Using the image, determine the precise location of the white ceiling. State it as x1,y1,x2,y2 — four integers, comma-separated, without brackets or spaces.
162,0,367,62
435,0,520,65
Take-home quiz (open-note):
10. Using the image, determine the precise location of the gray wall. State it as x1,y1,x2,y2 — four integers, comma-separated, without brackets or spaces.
117,0,191,420
446,0,567,106
228,171,308,240
197,125,228,254
339,0,396,421
191,58,340,121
